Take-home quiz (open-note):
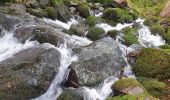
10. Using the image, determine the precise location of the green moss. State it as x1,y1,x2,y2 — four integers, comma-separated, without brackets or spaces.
87,27,105,40
143,16,159,27
86,16,103,27
137,77,166,98
45,7,58,20
132,48,170,80
126,0,167,17
122,27,138,46
165,29,170,44
78,3,90,18
107,30,119,39
150,25,166,38
113,78,143,91
87,0,113,5
106,93,158,100
159,44,170,49
102,8,134,25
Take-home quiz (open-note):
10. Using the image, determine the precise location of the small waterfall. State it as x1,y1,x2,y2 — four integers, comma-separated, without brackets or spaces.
0,30,39,62
137,19,165,47
42,18,78,30
34,46,78,100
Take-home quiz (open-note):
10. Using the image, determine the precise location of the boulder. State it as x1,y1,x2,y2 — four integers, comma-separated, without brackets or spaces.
0,46,61,99
0,13,20,31
70,37,126,86
13,26,60,46
160,0,170,18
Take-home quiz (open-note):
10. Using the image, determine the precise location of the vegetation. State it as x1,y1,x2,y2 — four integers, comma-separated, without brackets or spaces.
78,3,90,18
122,27,138,46
165,29,170,44
150,25,166,38
159,44,170,49
132,48,170,80
45,7,58,20
86,16,103,27
102,8,134,24
113,78,143,91
87,27,105,40
137,77,167,98
106,93,158,100
86,0,113,5
126,0,167,17
107,30,119,39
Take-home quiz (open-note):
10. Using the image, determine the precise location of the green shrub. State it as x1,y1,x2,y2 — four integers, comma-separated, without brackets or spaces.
150,25,166,38
137,77,166,97
123,27,138,46
45,7,58,20
78,3,90,18
87,27,105,40
107,30,119,39
132,48,170,80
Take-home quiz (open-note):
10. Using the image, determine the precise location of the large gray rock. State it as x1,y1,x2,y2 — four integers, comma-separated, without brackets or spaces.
0,46,61,99
70,37,126,86
0,13,20,31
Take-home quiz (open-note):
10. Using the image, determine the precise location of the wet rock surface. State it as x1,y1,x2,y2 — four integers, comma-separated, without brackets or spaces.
70,37,126,86
0,46,61,99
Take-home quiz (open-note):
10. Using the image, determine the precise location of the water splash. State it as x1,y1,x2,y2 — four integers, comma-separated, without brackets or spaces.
43,18,78,30
137,19,165,47
0,30,39,62
34,46,78,100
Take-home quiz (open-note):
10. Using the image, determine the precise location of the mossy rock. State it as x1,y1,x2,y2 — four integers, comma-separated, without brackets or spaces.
26,8,48,18
143,16,159,27
45,7,58,20
102,8,134,24
137,77,166,98
107,30,119,39
113,78,144,92
122,27,138,46
78,3,90,18
106,93,158,100
132,48,170,80
86,16,103,27
150,25,166,38
87,27,105,40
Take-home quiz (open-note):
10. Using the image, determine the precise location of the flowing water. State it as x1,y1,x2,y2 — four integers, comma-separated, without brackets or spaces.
0,17,165,100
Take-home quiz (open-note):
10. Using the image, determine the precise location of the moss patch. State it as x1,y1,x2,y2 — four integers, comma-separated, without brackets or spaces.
132,48,170,80
102,8,134,25
86,16,103,27
137,77,166,98
87,27,105,40
122,27,138,46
